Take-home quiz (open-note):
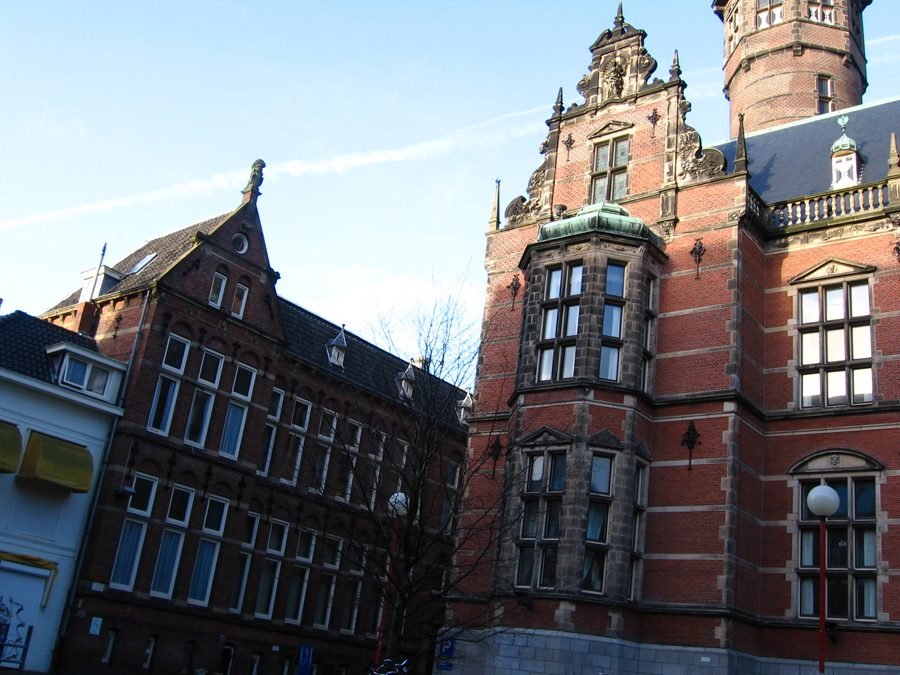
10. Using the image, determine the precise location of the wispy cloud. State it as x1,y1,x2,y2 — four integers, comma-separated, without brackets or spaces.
0,107,548,232
867,34,900,46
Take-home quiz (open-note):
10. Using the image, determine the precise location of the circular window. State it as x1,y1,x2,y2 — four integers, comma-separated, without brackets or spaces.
232,233,249,254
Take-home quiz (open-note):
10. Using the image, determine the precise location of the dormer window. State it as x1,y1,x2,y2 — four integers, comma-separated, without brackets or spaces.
456,392,474,423
46,343,125,404
831,116,861,190
326,326,348,368
79,265,124,303
398,365,415,399
62,356,111,397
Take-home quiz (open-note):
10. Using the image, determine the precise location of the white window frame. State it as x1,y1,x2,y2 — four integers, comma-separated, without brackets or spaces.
257,424,277,476
184,387,215,448
254,558,281,619
232,364,256,400
292,398,312,431
318,409,337,440
268,388,285,421
311,444,331,493
312,574,336,629
345,420,362,449
202,496,229,536
128,473,159,516
162,334,190,374
149,529,186,599
60,354,112,398
339,580,362,634
231,284,249,319
322,537,343,570
219,401,248,459
331,450,355,502
267,519,289,556
281,434,305,487
209,273,227,309
197,349,224,388
147,375,180,436
284,566,310,625
109,518,148,591
296,529,316,563
242,512,260,549
229,551,252,614
187,539,221,607
166,485,195,526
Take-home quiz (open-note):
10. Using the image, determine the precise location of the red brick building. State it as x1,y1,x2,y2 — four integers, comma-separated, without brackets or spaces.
447,1,900,673
40,163,467,675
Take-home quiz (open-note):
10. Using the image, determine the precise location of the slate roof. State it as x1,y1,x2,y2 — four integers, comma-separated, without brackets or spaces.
45,211,233,313
0,311,98,383
279,298,466,429
711,97,900,205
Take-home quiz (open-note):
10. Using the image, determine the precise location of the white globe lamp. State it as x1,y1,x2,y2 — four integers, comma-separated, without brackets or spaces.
807,484,840,518
388,492,409,517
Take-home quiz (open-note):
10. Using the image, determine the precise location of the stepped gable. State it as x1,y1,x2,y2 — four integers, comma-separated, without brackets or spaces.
712,98,900,204
0,311,97,382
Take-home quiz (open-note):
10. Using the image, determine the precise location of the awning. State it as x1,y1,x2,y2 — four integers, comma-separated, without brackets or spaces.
19,432,94,493
0,421,22,473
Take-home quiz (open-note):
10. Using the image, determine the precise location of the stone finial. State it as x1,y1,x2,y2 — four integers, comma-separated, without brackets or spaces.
488,179,501,231
553,87,564,117
614,1,625,28
734,113,749,175
669,50,682,81
241,159,266,203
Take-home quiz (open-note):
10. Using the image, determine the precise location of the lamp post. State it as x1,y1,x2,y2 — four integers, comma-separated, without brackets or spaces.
806,484,840,674
374,493,409,667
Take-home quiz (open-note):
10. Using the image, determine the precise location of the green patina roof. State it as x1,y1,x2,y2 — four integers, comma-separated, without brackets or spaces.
537,202,659,244
831,115,859,155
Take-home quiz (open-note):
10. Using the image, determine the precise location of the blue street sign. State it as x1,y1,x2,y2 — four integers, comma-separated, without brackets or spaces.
436,662,453,671
438,639,455,658
296,644,314,675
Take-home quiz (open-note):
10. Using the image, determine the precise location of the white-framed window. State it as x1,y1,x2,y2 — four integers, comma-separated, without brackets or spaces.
308,444,331,492
257,424,276,476
591,137,631,203
283,434,305,486
366,588,385,637
346,543,366,576
60,354,112,397
166,485,195,526
292,399,311,431
101,629,116,664
185,388,215,447
229,551,252,614
339,580,362,633
109,519,147,591
296,530,316,563
187,539,220,606
232,364,256,400
209,273,227,309
268,388,285,421
254,558,281,619
798,281,873,408
536,263,583,382
231,284,249,319
318,409,337,440
312,574,336,628
219,402,248,459
203,496,229,536
143,636,156,669
267,519,289,556
149,529,185,598
148,375,179,435
330,451,355,502
285,566,310,624
757,0,784,28
345,420,362,449
798,474,879,621
322,537,342,569
128,473,159,516
242,512,260,549
162,335,190,374
198,350,224,388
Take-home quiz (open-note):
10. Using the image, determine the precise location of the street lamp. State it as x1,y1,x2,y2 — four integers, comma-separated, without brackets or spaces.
806,484,840,674
374,493,409,667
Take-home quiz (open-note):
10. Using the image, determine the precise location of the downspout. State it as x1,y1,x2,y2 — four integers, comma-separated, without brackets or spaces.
52,288,152,669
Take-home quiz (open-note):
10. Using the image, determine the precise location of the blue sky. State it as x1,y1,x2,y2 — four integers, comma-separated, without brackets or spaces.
2,1,900,352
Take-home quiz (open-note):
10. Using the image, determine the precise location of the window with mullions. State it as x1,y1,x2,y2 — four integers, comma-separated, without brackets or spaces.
798,281,873,408
591,137,630,203
517,450,566,589
817,76,835,115
583,454,612,593
641,275,658,393
798,476,879,621
536,264,583,382
629,463,648,600
600,263,626,381
808,0,835,25
756,0,783,28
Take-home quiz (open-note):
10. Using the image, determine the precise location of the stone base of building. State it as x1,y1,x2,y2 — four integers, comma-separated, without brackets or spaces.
438,628,895,675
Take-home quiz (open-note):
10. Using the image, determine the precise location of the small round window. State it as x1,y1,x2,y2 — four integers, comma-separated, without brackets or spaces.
232,233,249,254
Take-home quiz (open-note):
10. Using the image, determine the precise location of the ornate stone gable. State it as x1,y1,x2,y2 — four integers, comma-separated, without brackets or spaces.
789,258,877,284
517,426,574,447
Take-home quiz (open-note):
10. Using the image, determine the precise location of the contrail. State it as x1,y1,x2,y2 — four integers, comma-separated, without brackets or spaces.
867,34,900,45
0,106,549,232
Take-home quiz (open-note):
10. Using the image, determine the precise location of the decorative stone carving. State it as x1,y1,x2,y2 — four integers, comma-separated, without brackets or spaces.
676,101,726,182
654,219,675,243
603,53,627,100
506,155,550,226
768,219,894,251
588,429,623,448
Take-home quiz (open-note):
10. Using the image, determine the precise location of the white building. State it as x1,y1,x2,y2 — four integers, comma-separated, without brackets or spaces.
0,311,125,672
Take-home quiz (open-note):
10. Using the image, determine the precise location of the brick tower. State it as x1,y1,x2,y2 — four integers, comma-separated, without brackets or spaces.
714,0,873,135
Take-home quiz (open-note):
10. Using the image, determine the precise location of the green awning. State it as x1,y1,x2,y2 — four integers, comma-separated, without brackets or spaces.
19,432,94,493
0,421,22,473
